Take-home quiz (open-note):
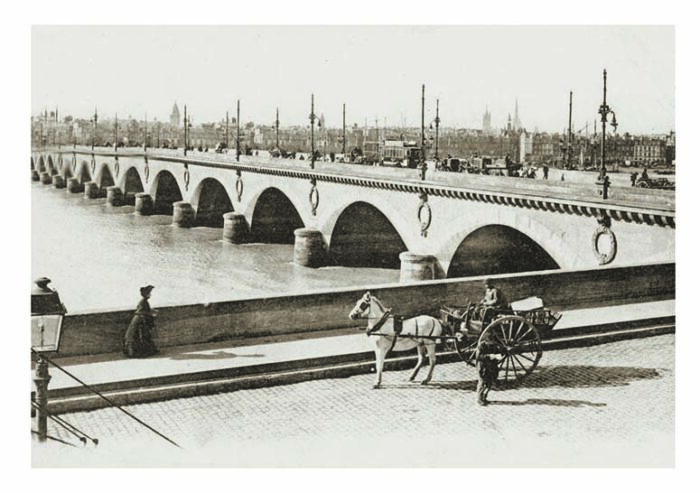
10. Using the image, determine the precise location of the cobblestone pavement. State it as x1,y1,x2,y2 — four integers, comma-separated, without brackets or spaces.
34,335,674,467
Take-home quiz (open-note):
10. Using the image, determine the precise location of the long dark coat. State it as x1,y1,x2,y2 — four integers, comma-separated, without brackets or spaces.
123,297,157,358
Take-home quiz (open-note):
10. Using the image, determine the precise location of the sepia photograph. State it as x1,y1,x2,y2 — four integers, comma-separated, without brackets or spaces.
14,1,694,483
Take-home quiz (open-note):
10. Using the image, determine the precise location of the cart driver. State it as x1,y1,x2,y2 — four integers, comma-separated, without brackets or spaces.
480,278,509,324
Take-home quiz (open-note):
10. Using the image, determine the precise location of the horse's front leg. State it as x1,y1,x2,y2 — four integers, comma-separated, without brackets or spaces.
421,345,438,385
409,345,425,382
373,346,386,389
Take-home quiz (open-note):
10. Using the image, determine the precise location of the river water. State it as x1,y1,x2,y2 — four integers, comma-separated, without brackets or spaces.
31,182,398,313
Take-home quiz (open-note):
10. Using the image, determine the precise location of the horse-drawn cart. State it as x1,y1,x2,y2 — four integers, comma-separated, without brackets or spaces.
440,297,561,386
350,291,561,388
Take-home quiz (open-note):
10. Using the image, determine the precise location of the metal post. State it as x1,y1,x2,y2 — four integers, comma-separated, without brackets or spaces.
600,70,607,178
236,100,240,161
184,105,188,156
310,94,315,169
114,114,118,152
275,107,279,150
157,122,160,149
434,99,440,161
144,113,148,152
33,355,51,442
92,108,97,150
567,91,572,169
342,103,346,156
420,84,426,180
225,111,229,151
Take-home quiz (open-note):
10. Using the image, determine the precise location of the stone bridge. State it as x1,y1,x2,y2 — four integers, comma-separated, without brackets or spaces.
31,146,675,281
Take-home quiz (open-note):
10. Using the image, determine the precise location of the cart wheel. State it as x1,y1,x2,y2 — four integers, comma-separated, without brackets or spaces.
478,315,542,386
452,331,479,367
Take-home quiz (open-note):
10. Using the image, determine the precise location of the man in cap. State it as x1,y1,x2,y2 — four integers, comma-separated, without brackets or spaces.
480,278,509,325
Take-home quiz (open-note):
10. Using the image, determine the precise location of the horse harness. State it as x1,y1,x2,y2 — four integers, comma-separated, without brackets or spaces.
366,310,439,355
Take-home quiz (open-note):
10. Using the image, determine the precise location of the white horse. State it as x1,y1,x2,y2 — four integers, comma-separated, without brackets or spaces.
349,291,443,388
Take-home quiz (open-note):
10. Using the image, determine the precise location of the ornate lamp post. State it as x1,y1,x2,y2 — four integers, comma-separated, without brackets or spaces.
183,105,189,156
275,107,280,150
143,113,148,152
429,98,440,161
31,278,66,442
113,114,119,152
92,109,98,150
420,84,427,180
597,69,618,180
342,103,346,157
309,94,321,169
236,100,241,161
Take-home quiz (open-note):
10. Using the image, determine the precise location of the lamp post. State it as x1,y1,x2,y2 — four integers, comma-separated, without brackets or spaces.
225,111,230,152
342,103,346,157
597,69,618,180
236,100,241,161
183,105,188,156
309,94,320,169
420,84,427,180
92,108,97,150
31,277,66,443
275,107,280,150
429,99,440,161
113,114,119,152
143,113,148,152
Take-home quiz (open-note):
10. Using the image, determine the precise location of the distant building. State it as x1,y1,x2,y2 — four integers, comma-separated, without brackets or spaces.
482,106,492,135
170,102,180,127
513,100,522,131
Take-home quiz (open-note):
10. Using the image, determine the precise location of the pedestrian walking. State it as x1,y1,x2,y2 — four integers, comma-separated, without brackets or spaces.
543,164,549,180
123,285,158,358
476,343,500,406
630,171,638,186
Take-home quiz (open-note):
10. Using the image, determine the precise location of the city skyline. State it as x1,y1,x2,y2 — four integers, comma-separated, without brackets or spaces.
32,26,674,135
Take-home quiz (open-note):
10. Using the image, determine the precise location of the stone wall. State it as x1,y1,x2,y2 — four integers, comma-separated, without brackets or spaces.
57,262,674,358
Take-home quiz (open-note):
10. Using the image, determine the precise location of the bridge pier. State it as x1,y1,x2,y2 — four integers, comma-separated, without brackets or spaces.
173,201,195,228
106,186,123,206
399,252,439,282
223,212,249,244
84,181,100,199
32,170,40,181
66,178,83,194
40,172,52,185
134,193,154,216
51,175,66,189
293,228,327,268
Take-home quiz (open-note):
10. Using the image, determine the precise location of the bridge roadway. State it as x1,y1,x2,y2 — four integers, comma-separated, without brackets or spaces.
32,146,675,281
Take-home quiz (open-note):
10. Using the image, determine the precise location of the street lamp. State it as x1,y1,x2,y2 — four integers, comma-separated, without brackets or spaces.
429,99,440,161
143,113,148,152
275,107,280,150
236,100,241,161
31,277,66,442
113,113,119,152
597,69,618,180
309,94,321,169
92,108,98,150
420,84,427,180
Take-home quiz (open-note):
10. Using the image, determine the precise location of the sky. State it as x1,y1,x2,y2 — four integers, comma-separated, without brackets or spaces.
32,25,675,135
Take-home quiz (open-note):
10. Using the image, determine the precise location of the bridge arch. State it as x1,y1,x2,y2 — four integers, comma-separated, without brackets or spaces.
249,187,305,243
328,201,408,269
77,160,92,184
95,164,115,194
446,224,560,278
152,170,183,215
190,177,235,228
440,209,585,276
120,167,145,206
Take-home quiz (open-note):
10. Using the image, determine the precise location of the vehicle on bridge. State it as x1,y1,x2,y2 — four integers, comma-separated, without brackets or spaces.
349,292,560,388
634,176,675,190
467,155,519,176
440,296,561,386
382,140,423,168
